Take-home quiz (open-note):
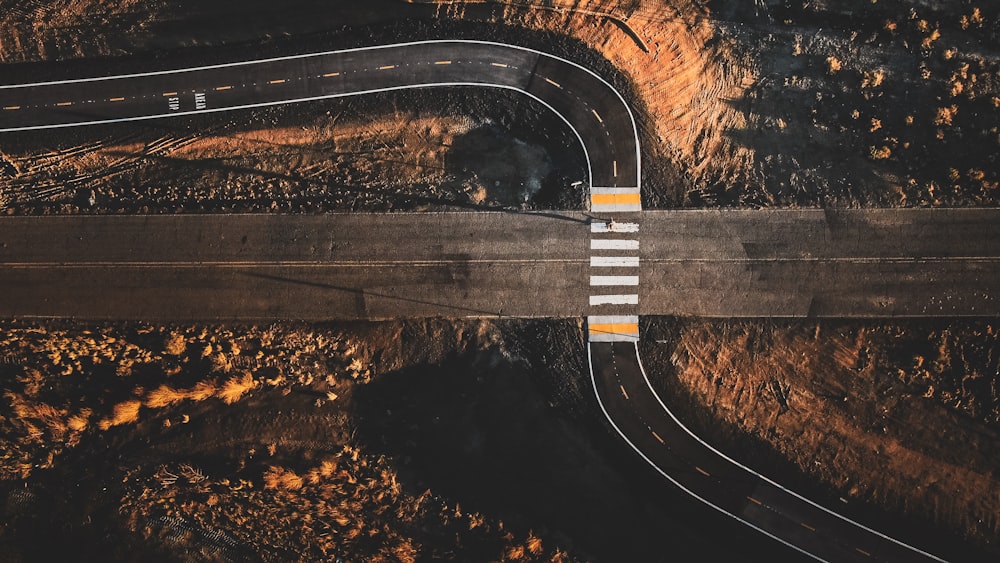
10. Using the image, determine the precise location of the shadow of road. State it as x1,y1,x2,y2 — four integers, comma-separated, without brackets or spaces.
349,348,756,561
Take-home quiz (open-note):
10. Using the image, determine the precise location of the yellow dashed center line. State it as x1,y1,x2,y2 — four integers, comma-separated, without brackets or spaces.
651,431,664,444
109,97,125,102
544,77,561,88
800,523,816,532
378,65,395,70
3,105,20,110
434,60,452,65
619,385,629,400
214,85,232,91
747,496,762,506
695,466,711,477
491,62,508,68
56,101,73,107
162,92,178,97
323,72,340,77
592,109,603,123
268,79,286,85
855,548,871,557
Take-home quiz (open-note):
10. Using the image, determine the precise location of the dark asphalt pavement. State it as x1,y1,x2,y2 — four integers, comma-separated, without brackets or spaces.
590,341,946,562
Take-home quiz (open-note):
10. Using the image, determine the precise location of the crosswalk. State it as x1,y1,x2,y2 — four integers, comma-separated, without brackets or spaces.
587,213,640,342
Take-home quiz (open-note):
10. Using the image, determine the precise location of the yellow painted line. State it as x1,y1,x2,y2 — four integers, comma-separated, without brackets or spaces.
268,79,286,85
3,105,20,110
109,97,125,102
378,65,395,70
588,323,638,336
56,101,73,107
434,60,452,65
651,431,664,444
214,85,232,91
592,109,603,123
591,193,641,206
800,523,816,532
747,496,762,506
695,466,711,477
162,92,178,97
855,548,871,557
544,77,561,88
491,62,508,68
619,385,629,400
323,72,340,77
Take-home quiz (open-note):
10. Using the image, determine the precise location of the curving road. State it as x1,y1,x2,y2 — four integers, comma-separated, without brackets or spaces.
0,41,971,561
0,40,639,199
590,341,948,562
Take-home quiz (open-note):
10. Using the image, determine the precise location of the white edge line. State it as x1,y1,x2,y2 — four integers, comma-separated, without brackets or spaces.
631,343,947,562
0,82,593,190
586,342,825,562
0,39,639,188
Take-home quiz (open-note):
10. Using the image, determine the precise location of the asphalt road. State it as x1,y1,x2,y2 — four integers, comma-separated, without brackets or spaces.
0,40,638,189
1,209,996,320
0,212,590,320
590,342,946,562
640,208,1000,317
0,40,987,562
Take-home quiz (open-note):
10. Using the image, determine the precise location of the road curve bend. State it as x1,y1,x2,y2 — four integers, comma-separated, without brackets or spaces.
0,39,639,195
589,341,947,562
0,38,956,561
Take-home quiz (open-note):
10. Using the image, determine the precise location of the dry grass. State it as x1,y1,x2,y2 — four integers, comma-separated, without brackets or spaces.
145,384,187,408
187,380,219,402
263,466,305,491
661,319,1000,542
163,332,187,356
218,372,258,405
98,400,142,430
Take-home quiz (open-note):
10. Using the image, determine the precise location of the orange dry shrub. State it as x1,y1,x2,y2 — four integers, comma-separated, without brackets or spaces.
98,400,142,430
935,105,958,126
66,408,92,433
826,56,842,74
526,531,543,555
188,380,219,401
5,392,69,440
218,372,257,404
145,384,187,408
505,545,526,561
263,466,304,490
922,28,941,49
163,332,187,356
870,146,892,160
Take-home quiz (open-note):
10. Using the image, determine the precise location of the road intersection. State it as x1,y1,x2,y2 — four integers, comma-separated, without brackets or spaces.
1,40,987,561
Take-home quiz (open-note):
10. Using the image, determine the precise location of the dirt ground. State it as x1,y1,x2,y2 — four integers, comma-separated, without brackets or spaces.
641,318,1000,558
1,0,999,560
1,88,583,214
0,319,787,562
